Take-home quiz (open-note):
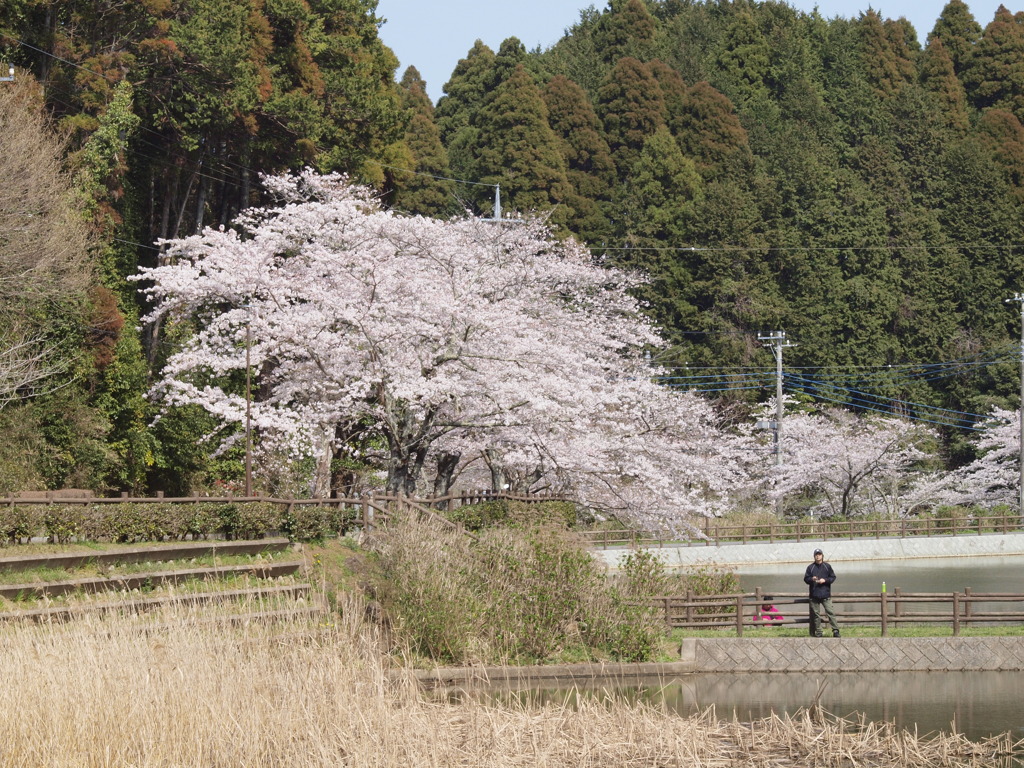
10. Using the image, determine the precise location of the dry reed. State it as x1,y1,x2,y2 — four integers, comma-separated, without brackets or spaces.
0,594,1015,767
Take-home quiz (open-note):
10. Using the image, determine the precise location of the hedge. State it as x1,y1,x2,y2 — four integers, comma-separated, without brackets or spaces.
0,502,359,545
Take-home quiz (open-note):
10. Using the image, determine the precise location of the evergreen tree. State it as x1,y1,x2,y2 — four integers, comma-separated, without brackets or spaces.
936,135,1024,336
963,6,1024,119
544,76,616,190
543,75,615,242
858,9,916,99
647,59,689,137
928,0,982,76
713,9,772,108
493,36,527,84
596,57,666,178
393,66,455,217
977,108,1024,198
920,37,971,132
675,81,752,180
592,0,657,64
471,64,572,222
616,126,702,246
435,40,497,144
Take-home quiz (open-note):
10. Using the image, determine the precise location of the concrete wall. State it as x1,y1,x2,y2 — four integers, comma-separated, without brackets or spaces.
594,532,1024,570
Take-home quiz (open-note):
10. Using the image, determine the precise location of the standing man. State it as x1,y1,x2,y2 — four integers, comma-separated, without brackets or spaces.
804,548,840,637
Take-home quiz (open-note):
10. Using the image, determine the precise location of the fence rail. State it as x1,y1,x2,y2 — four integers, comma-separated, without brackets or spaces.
583,510,1024,549
654,587,1024,636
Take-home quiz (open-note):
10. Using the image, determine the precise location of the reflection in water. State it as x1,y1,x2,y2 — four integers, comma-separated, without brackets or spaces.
489,671,1024,743
655,671,1024,741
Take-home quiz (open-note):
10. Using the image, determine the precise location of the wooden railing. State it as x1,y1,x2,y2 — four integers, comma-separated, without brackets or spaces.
582,511,1024,549
653,586,1024,636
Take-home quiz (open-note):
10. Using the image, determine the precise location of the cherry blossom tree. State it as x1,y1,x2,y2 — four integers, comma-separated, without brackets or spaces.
745,405,937,517
135,170,740,531
925,407,1020,509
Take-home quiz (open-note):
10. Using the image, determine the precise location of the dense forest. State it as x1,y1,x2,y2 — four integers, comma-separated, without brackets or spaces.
3,0,1024,499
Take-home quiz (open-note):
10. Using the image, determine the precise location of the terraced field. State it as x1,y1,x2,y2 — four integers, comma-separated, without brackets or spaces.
0,538,326,623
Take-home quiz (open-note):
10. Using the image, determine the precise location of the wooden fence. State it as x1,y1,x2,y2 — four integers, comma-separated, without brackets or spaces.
654,586,1024,636
583,510,1024,549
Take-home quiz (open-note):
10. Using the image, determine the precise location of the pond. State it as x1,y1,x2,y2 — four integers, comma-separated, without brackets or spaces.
498,670,1024,743
735,554,1024,597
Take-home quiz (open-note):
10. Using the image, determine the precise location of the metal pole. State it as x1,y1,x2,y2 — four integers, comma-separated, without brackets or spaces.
244,320,253,498
775,336,783,466
1009,294,1024,525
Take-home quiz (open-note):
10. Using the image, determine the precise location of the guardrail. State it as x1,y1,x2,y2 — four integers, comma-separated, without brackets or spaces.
654,586,1024,636
583,511,1024,549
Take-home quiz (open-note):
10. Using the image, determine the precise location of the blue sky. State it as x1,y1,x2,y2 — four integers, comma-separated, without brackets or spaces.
375,0,1010,103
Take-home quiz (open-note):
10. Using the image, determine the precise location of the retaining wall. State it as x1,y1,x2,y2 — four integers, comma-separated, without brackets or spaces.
595,532,1024,570
410,636,1024,688
685,636,1024,672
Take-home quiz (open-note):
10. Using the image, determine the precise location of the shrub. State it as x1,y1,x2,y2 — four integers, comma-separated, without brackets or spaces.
219,502,281,540
43,504,85,544
282,504,356,542
371,516,668,665
0,506,44,544
606,549,669,662
446,499,578,531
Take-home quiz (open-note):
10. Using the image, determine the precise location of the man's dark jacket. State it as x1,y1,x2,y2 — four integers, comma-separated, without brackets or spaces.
804,561,836,601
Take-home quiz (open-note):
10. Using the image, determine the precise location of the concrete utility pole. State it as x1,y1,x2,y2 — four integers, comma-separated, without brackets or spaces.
244,318,253,498
1007,294,1024,523
758,331,796,466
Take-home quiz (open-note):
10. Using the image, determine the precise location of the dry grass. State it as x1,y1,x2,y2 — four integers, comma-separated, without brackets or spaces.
0,595,1015,767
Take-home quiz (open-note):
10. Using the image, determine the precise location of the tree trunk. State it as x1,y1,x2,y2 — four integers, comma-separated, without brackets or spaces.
432,451,461,497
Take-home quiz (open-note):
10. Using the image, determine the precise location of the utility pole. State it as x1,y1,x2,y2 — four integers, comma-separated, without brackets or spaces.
244,318,253,498
1007,294,1024,524
758,331,795,466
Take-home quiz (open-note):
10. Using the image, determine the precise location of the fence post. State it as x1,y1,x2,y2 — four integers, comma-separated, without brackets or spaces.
881,589,888,637
952,592,961,637
736,595,744,637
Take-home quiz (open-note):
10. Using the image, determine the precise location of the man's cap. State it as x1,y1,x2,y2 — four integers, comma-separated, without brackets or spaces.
813,548,823,555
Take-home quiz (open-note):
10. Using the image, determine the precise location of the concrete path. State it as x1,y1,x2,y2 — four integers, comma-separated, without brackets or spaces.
594,531,1024,570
